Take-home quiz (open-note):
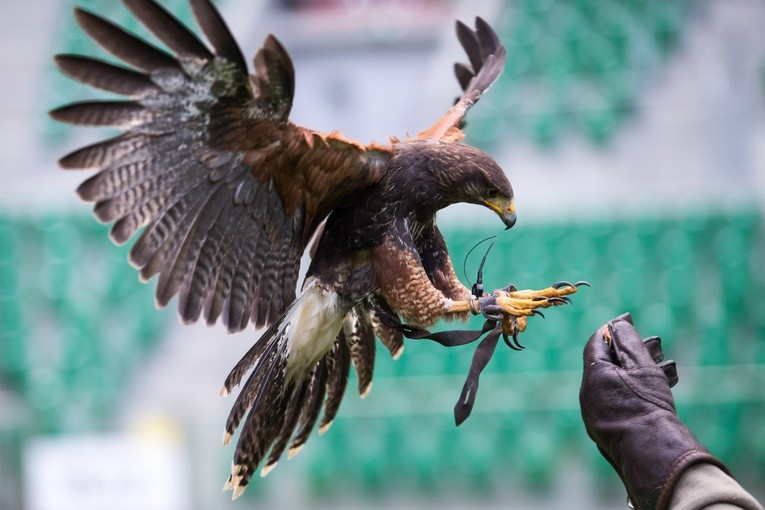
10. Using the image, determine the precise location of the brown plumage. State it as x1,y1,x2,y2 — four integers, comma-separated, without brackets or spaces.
52,0,533,498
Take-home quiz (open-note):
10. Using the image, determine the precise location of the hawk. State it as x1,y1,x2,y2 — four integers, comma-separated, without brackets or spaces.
51,0,584,498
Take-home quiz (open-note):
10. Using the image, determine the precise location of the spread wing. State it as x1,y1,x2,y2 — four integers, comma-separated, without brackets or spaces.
415,17,507,142
51,0,392,331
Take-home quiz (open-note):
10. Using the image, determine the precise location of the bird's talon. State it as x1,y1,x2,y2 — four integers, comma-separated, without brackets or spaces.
477,280,586,351
503,332,523,350
504,330,524,350
575,281,591,288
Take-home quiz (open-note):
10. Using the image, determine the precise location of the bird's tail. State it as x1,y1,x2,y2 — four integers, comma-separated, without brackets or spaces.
219,281,402,499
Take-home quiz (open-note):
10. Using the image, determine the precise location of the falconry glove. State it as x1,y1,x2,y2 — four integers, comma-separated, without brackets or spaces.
579,313,729,510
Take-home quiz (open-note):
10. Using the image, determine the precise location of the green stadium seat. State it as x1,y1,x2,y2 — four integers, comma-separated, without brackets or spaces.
0,214,167,434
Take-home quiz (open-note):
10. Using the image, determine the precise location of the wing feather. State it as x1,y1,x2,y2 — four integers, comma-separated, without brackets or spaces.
165,184,233,315
50,101,153,127
128,185,201,269
189,0,247,70
123,0,213,59
103,152,204,243
139,180,213,281
73,8,178,72
179,199,241,323
155,183,229,308
77,157,159,202
54,55,157,96
456,20,483,73
415,16,506,142
53,0,392,331
475,17,502,59
225,228,263,332
60,133,146,170
453,62,474,91
203,212,247,325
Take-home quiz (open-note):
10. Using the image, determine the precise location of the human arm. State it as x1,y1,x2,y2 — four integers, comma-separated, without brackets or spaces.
670,463,763,510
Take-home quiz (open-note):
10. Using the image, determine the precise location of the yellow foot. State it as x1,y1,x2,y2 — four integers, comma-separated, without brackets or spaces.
481,281,588,349
491,281,588,317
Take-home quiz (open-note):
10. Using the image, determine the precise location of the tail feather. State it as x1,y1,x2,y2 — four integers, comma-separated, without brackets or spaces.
344,309,376,398
220,292,406,498
319,335,351,433
229,372,289,496
288,358,328,457
260,380,309,476
224,337,284,443
221,281,346,499
221,317,283,395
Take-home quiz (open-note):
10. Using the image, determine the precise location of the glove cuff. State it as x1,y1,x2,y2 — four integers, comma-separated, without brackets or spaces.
645,449,731,510
617,411,732,510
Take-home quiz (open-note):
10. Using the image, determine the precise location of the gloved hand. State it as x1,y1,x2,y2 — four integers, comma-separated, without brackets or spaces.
580,313,729,510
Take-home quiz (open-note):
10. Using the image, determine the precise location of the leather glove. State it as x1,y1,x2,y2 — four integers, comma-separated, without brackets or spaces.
580,313,729,510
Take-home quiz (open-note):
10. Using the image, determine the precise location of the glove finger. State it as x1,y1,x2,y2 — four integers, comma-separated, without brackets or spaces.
583,325,617,366
642,336,664,363
611,312,633,325
608,316,656,369
659,360,679,388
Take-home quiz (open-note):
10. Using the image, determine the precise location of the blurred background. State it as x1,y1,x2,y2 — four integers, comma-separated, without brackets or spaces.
1,0,764,508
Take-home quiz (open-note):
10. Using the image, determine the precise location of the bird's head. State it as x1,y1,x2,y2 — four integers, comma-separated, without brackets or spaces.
407,142,516,230
473,166,517,230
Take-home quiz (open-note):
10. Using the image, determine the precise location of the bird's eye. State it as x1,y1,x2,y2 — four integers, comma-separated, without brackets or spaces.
488,189,503,199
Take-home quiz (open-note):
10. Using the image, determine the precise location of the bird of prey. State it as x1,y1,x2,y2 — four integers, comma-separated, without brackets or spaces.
51,0,584,498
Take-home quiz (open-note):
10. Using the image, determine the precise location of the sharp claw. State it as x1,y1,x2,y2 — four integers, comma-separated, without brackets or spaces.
552,281,575,289
546,297,568,305
531,310,545,319
503,331,523,350
512,330,525,350
574,281,591,288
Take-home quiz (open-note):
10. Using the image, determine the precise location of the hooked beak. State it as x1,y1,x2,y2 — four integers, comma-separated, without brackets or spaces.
483,197,517,230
